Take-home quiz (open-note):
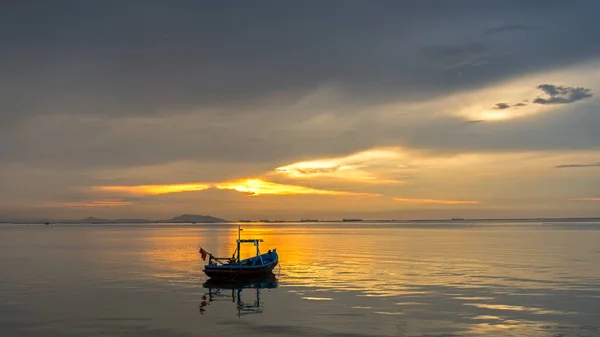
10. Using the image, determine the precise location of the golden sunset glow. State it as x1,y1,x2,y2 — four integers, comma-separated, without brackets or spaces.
4,2,600,224
457,98,545,122
450,60,600,123
477,109,512,121
393,198,480,205
274,148,405,183
215,178,379,196
94,183,211,195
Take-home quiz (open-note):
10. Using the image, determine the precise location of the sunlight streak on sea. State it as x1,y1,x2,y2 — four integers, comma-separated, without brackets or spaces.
1,221,599,336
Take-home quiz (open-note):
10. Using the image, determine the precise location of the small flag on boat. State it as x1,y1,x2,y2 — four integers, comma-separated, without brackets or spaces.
199,247,208,261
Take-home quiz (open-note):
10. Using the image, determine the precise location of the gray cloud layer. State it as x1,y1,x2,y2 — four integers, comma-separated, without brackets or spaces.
485,24,538,35
1,1,600,213
2,1,600,125
556,162,600,168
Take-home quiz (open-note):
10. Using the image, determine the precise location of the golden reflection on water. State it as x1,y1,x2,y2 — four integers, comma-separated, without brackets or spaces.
301,296,334,301
464,303,572,315
126,222,600,336
134,223,600,299
473,315,503,320
3,222,599,337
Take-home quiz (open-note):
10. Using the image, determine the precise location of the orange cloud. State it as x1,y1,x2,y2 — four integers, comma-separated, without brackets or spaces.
94,183,211,195
393,198,480,205
215,178,379,196
50,200,133,208
92,179,377,197
274,148,405,183
570,197,600,201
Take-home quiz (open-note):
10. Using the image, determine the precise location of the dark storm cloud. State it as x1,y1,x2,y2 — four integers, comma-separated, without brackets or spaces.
555,162,600,168
0,0,600,178
493,103,511,109
2,0,600,126
485,24,538,35
533,84,594,105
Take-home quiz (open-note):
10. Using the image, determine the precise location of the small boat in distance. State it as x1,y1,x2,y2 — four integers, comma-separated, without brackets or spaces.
342,218,363,222
199,226,278,280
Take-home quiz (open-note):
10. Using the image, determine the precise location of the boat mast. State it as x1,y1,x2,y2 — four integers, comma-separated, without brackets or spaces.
237,225,241,263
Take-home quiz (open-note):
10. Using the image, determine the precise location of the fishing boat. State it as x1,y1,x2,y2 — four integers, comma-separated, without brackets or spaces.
199,226,278,280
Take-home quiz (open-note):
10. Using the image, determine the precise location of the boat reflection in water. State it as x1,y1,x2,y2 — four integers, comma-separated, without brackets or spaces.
199,274,278,317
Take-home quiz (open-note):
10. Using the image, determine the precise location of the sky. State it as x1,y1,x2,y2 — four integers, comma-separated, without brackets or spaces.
1,1,600,221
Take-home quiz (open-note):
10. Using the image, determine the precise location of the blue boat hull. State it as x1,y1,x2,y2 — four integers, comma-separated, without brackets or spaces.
203,251,278,280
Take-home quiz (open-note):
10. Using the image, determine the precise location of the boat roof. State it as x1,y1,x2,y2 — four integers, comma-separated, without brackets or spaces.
237,239,263,243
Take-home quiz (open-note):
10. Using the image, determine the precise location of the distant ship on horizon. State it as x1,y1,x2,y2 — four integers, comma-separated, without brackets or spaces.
342,218,363,222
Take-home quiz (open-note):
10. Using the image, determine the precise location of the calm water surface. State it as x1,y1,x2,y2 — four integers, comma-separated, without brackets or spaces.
1,222,599,336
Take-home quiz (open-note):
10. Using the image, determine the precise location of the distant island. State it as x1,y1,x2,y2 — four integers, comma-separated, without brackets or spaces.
157,214,226,223
4,214,227,224
2,215,600,224
76,216,152,223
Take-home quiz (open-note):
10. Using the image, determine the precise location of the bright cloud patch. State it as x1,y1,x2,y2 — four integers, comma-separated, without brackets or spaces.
94,183,211,195
441,61,600,122
216,179,378,196
570,198,600,201
393,198,480,205
275,148,406,183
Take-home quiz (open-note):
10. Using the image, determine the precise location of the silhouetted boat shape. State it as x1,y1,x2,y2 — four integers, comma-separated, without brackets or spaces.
199,275,278,316
202,273,278,290
199,226,279,280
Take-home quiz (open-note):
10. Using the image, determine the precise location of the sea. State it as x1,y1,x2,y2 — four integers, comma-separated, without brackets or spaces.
1,221,599,337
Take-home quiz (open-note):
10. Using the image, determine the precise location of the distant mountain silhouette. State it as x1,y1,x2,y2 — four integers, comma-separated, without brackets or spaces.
79,216,109,222
72,214,226,223
61,216,151,223
2,214,227,224
159,214,226,223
